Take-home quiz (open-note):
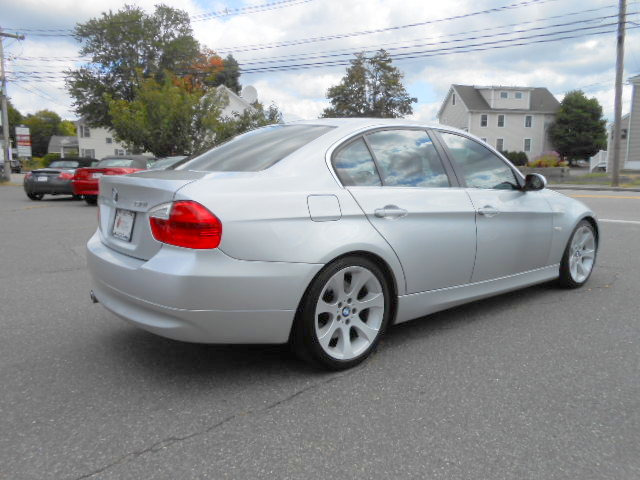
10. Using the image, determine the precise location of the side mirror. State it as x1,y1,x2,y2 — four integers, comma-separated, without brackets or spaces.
523,173,547,191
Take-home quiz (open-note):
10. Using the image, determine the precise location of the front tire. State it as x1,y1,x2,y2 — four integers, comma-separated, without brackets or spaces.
559,220,597,288
84,195,97,205
291,256,391,370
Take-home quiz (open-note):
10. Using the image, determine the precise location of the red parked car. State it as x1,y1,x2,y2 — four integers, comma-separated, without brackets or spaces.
72,156,153,205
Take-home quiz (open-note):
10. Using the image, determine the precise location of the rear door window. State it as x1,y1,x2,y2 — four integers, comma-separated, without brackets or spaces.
332,138,382,186
176,124,335,172
365,129,450,188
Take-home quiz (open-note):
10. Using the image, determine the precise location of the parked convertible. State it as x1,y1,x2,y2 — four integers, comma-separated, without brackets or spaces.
24,157,97,200
87,119,598,370
72,155,152,205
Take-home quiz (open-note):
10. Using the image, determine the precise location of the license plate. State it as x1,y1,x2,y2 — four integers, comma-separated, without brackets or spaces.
112,209,136,242
92,173,103,179
37,176,48,182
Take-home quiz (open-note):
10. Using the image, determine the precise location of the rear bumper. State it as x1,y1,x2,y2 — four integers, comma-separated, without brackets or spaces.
73,179,99,196
86,231,323,343
24,178,74,195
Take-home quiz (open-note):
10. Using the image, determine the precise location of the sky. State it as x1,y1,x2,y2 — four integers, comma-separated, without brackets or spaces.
2,0,640,124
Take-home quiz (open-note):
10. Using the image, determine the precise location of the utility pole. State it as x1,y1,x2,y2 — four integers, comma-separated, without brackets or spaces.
0,29,25,182
611,0,626,187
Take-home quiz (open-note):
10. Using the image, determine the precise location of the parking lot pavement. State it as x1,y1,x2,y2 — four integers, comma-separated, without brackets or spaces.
1,185,639,479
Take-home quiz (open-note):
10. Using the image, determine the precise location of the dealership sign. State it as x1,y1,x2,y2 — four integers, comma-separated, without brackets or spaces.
15,126,32,157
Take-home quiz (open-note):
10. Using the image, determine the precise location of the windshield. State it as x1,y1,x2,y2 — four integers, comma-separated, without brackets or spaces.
97,158,139,168
175,124,335,172
49,161,79,169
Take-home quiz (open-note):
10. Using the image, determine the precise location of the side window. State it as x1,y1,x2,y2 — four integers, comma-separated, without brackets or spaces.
439,132,519,190
332,138,382,186
365,129,450,188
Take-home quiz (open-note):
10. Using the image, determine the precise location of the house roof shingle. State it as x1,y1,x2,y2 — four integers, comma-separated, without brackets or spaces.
450,84,560,113
47,135,78,153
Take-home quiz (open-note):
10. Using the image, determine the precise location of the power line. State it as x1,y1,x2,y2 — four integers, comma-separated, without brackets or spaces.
236,14,621,68
212,0,558,53
3,0,316,35
7,22,637,80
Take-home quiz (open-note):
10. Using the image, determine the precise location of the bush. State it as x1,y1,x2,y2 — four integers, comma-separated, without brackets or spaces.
24,157,47,171
501,150,528,166
529,151,562,168
42,153,61,167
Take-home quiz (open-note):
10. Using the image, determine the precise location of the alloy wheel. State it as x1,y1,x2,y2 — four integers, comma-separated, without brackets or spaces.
568,225,596,283
314,266,385,360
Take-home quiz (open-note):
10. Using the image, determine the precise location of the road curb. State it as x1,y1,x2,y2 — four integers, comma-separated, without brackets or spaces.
550,184,640,192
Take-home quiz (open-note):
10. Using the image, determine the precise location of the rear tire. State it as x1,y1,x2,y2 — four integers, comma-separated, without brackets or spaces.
27,193,44,201
291,256,391,370
558,220,597,289
84,195,98,205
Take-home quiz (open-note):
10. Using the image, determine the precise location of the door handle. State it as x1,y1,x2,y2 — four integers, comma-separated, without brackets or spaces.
374,205,408,219
478,205,500,217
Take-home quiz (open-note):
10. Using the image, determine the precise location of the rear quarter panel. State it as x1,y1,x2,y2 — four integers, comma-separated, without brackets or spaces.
175,156,407,294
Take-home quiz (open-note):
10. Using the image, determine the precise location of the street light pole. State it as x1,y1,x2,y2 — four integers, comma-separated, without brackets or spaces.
611,0,626,187
0,29,25,182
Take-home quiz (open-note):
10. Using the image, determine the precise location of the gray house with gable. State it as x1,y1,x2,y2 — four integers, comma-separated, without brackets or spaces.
437,84,560,160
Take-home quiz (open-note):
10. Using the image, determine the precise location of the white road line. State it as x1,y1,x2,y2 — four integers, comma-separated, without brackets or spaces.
599,219,640,225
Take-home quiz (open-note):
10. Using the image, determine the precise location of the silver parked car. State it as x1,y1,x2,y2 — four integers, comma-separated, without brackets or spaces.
87,119,598,370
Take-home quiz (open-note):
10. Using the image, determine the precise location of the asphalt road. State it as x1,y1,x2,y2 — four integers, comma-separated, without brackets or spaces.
1,185,639,480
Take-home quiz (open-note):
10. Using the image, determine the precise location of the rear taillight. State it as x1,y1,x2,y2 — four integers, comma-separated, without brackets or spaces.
149,201,222,249
25,172,32,180
59,171,73,180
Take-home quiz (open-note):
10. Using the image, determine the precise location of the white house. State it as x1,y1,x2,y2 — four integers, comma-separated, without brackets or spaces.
606,74,640,171
75,121,137,160
437,85,561,160
75,85,258,159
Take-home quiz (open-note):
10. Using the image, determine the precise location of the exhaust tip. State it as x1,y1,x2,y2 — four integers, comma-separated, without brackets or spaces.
90,290,99,304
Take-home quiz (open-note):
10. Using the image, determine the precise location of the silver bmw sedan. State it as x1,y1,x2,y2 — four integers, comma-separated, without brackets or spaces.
87,118,598,370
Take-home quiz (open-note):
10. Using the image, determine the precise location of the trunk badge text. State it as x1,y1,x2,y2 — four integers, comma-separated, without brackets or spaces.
112,188,118,203
133,201,147,208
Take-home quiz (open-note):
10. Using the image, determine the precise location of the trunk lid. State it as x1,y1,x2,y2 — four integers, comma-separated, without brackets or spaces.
97,170,208,260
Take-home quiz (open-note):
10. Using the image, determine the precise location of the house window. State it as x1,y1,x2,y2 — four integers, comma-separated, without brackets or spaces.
480,114,488,127
106,137,113,144
81,148,95,158
496,138,504,151
524,138,531,152
525,115,532,128
114,148,125,156
515,92,523,99
452,93,456,105
500,91,508,99
80,125,91,138
497,115,505,127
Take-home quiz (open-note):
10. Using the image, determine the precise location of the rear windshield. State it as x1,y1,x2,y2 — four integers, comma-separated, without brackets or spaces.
49,161,79,168
97,158,144,168
175,124,335,172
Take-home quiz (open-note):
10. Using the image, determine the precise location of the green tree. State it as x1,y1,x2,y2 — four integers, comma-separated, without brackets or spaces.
67,5,200,127
22,110,63,157
207,101,283,151
7,100,22,143
322,50,416,118
548,90,607,165
108,74,219,157
58,120,77,137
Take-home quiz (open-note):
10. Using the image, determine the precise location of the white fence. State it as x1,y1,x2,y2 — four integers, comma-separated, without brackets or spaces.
589,150,608,172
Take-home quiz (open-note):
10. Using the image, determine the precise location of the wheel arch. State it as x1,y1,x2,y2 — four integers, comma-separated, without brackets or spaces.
289,250,400,343
580,215,600,244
